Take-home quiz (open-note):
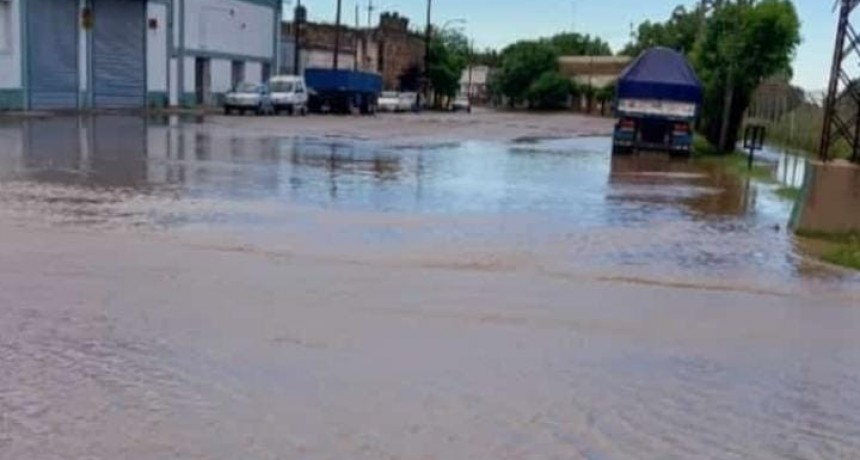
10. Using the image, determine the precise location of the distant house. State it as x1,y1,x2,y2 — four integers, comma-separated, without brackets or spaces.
558,56,632,89
558,56,632,112
460,65,492,103
0,0,282,111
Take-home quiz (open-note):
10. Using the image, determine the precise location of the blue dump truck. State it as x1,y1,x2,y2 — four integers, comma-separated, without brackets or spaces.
305,68,383,115
612,47,703,156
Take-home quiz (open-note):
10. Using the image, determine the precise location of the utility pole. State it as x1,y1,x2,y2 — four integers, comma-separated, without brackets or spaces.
367,0,374,27
333,0,343,70
293,0,305,75
354,3,360,71
424,0,432,107
467,38,474,103
820,0,860,162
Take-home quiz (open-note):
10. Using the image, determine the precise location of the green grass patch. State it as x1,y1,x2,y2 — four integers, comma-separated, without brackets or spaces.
821,239,860,270
796,231,860,271
774,186,802,201
692,135,776,181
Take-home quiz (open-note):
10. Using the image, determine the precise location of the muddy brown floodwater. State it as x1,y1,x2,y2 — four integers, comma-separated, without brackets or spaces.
0,114,859,460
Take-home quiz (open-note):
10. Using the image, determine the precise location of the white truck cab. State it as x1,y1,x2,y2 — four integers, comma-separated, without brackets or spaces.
268,75,309,115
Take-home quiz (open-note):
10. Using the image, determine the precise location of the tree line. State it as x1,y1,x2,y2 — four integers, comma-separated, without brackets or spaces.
426,0,802,153
623,0,800,152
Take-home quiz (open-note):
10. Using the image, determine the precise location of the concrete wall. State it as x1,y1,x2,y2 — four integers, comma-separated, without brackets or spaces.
305,49,355,71
792,160,860,234
5,0,278,110
244,61,261,84
183,56,195,97
169,57,179,105
183,0,274,58
211,59,232,93
0,0,22,109
0,0,21,88
147,2,168,94
78,0,88,101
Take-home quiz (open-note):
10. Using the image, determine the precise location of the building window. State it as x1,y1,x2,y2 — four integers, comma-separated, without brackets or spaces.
0,0,11,54
231,60,245,88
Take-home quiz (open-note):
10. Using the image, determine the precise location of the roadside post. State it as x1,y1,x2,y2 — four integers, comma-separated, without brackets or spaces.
743,124,766,170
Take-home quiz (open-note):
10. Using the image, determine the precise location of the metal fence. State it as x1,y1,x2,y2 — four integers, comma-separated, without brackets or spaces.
745,88,827,157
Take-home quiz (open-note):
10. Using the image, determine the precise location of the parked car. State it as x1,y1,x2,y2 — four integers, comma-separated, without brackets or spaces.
378,91,401,112
269,75,309,115
451,95,471,113
224,82,274,115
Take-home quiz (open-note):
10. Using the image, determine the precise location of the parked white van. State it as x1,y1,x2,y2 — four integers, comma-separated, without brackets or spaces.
269,75,309,115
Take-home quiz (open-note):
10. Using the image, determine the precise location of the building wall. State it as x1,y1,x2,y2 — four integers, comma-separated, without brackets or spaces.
244,61,262,83
0,0,23,109
211,59,232,93
179,0,278,106
5,0,279,110
147,1,169,106
305,49,355,70
78,0,88,104
283,12,424,91
183,0,274,59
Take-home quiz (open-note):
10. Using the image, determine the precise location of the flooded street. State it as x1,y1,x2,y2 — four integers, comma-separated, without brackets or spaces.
1,114,859,459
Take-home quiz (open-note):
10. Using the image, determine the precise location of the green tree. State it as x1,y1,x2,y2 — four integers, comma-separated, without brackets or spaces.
692,0,800,151
472,48,501,67
427,29,468,105
546,32,613,56
496,41,559,106
596,85,616,116
527,71,572,110
620,5,702,57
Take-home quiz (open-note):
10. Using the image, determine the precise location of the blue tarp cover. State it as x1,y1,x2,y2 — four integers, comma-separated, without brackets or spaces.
617,47,703,104
305,69,383,94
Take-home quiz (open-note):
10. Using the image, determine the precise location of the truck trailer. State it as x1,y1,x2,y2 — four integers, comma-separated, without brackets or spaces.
305,68,383,115
612,47,704,156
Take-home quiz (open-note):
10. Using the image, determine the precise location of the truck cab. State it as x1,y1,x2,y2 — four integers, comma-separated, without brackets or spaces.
612,48,703,157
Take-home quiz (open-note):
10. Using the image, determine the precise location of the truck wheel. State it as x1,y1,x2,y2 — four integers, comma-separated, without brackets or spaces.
224,106,231,115
300,106,308,116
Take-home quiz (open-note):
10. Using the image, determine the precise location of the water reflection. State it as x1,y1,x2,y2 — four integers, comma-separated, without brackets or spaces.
0,115,856,286
608,154,756,217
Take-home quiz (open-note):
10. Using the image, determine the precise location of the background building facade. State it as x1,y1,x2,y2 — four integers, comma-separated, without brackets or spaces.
282,12,424,91
0,0,280,111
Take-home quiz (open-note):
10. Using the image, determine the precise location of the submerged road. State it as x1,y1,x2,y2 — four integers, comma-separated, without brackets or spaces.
0,113,858,459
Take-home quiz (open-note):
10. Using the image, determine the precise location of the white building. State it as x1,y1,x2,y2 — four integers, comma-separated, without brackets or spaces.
0,0,280,111
459,65,491,102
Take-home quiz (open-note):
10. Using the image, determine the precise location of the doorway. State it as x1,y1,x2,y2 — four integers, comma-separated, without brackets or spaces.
195,57,211,105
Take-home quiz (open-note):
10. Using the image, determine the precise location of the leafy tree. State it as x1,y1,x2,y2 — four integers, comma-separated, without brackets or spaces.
692,0,800,151
620,5,703,57
528,72,572,110
620,0,800,152
496,41,559,106
472,48,501,67
546,32,613,56
596,85,616,116
427,29,468,105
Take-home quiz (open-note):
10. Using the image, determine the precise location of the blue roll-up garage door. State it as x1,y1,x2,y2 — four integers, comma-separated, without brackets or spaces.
93,0,146,108
27,0,79,110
